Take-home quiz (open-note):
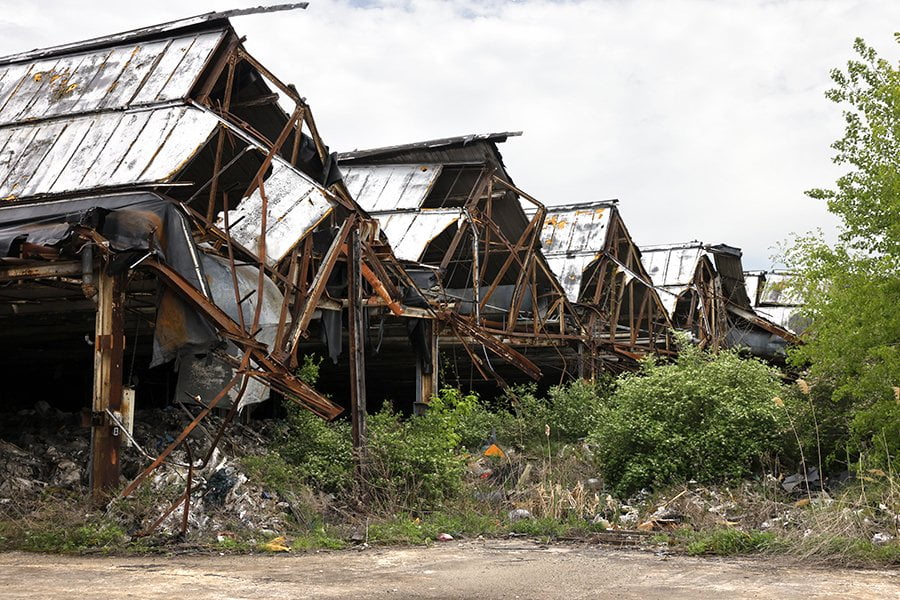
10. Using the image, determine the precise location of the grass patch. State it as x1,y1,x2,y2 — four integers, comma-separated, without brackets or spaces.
291,527,348,551
366,510,502,545
17,520,127,553
240,453,304,497
656,528,778,556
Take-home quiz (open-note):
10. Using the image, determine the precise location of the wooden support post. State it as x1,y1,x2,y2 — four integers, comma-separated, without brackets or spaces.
348,227,367,455
90,265,125,500
414,320,439,416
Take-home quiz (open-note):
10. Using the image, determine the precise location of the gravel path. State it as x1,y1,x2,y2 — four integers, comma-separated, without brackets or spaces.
1,540,896,599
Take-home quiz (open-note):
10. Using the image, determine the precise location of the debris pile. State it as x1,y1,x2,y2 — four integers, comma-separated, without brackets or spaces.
0,404,310,538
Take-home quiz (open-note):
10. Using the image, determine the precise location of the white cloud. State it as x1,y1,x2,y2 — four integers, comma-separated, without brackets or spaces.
1,0,897,268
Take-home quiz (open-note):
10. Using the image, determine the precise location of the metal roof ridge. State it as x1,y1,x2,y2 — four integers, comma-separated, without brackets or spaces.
338,131,523,160
0,4,307,65
542,199,619,212
640,241,705,251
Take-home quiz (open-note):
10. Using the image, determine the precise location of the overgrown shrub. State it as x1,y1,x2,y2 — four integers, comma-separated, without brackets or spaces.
501,378,612,447
277,404,353,493
429,387,498,450
363,404,467,511
589,344,784,496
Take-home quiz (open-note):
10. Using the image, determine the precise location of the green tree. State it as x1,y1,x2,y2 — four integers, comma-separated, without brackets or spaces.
784,36,900,464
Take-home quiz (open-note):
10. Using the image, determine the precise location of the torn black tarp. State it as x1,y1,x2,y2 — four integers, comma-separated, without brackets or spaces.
0,191,297,409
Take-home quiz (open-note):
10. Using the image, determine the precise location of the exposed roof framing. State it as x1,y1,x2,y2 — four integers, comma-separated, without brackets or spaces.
538,201,672,358
641,242,801,355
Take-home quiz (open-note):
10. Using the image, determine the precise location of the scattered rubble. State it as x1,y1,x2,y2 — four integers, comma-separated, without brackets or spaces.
508,509,533,522
0,405,302,538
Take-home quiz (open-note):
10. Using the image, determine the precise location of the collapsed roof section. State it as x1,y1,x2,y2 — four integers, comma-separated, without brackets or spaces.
640,242,800,358
537,201,672,362
744,270,809,336
0,7,431,501
339,133,587,383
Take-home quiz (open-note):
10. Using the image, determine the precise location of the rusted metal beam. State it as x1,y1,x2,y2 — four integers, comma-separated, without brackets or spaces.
444,312,541,381
283,216,355,358
0,261,82,281
205,56,237,225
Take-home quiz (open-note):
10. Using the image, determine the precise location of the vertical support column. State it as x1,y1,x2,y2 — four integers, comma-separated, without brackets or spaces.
348,227,367,454
90,264,125,499
414,320,439,416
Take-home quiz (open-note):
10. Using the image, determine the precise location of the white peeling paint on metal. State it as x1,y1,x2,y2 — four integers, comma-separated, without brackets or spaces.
640,246,703,288
0,105,218,199
545,254,599,302
538,206,611,302
539,206,610,256
0,31,224,127
744,273,762,306
221,158,335,267
376,209,462,262
341,164,443,212
655,287,680,316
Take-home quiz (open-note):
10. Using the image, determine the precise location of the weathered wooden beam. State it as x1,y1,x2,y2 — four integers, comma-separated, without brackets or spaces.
348,227,367,455
90,265,125,500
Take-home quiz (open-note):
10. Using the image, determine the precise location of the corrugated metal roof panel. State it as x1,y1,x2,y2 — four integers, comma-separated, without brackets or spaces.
377,209,462,262
342,164,442,212
0,30,224,127
640,246,704,288
539,205,611,256
545,254,598,302
0,105,218,200
221,158,335,267
537,204,612,302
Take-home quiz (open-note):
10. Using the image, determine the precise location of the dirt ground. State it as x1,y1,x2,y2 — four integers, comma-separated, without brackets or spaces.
0,540,896,599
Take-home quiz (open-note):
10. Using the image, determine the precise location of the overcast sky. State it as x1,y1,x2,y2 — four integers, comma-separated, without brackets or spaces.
1,0,897,268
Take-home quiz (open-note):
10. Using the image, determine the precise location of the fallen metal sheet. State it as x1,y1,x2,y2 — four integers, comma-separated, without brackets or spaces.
174,253,286,410
219,157,335,267
0,30,225,126
341,164,443,212
0,105,219,201
376,209,462,262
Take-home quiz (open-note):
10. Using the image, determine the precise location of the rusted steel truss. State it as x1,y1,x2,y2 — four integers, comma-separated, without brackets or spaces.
575,212,673,365
431,169,588,381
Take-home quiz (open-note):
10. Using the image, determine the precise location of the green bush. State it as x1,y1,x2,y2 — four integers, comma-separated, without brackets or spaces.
277,404,353,493
364,404,467,511
501,379,612,447
429,387,498,450
588,344,784,496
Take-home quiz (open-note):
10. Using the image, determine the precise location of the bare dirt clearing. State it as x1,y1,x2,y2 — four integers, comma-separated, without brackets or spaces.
0,540,896,599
